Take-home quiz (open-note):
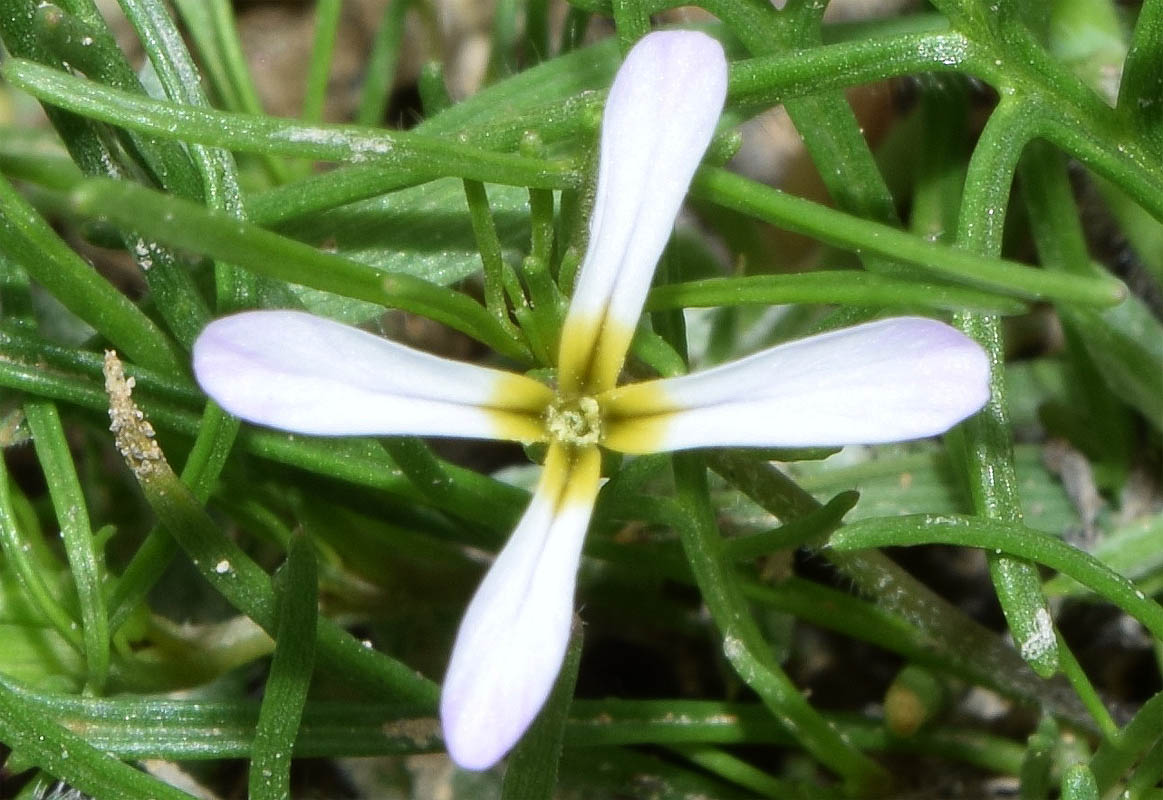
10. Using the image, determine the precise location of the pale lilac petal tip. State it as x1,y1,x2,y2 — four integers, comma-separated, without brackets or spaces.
628,317,991,451
564,30,728,346
440,456,600,770
192,310,511,439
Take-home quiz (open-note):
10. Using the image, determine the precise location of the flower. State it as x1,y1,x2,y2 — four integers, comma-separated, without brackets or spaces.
192,30,990,771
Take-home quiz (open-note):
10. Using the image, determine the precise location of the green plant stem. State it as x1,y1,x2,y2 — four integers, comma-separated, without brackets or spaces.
827,515,1163,641
380,437,523,533
671,454,888,792
112,0,251,629
102,356,438,707
198,0,290,182
489,0,521,78
1125,737,1163,800
708,0,903,277
1089,692,1163,794
1118,0,1163,145
611,0,650,52
13,0,218,349
31,2,203,202
690,168,1123,306
25,401,110,691
704,452,1092,729
1019,140,1149,447
2,58,578,190
525,0,550,63
646,271,1026,315
116,0,255,310
106,402,241,634
707,165,1116,302
0,457,83,651
721,491,858,560
302,0,341,123
728,29,970,109
0,679,192,800
668,744,805,799
0,174,183,373
946,96,1058,678
67,177,531,362
0,681,1028,774
358,0,410,126
1055,635,1119,740
249,536,318,800
1061,763,1100,800
204,0,265,116
463,178,524,340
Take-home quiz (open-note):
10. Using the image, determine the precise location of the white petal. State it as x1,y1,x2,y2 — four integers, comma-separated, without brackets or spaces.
558,30,728,394
193,310,551,440
441,446,601,770
601,317,991,452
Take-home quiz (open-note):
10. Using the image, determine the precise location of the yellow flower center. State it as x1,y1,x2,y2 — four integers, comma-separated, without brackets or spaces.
544,395,603,447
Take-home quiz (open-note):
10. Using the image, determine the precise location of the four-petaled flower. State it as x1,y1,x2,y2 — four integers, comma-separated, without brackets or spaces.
193,31,989,771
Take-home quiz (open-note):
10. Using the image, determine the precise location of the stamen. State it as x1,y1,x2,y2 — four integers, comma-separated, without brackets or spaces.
544,395,602,447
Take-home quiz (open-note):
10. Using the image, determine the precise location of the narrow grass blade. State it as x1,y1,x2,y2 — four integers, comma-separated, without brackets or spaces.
25,401,110,690
68,177,530,361
0,679,193,800
0,175,182,373
828,515,1163,641
646,272,1027,315
101,350,439,707
249,535,318,800
691,167,1125,307
2,58,577,190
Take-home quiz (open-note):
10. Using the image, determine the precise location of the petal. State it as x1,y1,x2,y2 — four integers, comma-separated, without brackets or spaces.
558,30,728,395
193,310,552,440
600,317,991,452
440,445,601,770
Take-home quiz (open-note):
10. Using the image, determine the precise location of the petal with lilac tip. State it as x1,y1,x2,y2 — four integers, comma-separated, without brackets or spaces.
440,445,601,770
193,310,552,441
558,31,728,394
600,317,991,453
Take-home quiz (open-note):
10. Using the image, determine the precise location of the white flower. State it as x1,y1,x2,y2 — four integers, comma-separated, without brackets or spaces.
192,31,989,771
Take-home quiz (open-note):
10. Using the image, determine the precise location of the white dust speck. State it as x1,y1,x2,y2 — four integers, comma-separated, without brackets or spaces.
1019,607,1056,662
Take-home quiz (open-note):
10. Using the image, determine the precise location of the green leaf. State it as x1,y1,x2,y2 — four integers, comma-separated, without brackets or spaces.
100,352,439,707
1061,763,1099,800
1044,512,1163,598
671,453,889,793
0,174,183,373
283,178,533,323
786,443,1080,535
302,0,342,125
0,623,84,687
67,177,530,361
0,677,193,800
25,401,110,690
250,535,318,800
828,515,1163,641
646,271,1027,315
1064,296,1163,429
2,58,577,190
691,167,1126,307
